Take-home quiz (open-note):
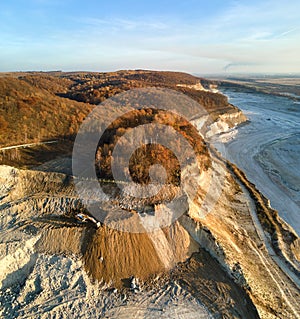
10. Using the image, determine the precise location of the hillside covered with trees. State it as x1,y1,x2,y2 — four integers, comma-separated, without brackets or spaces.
0,70,234,147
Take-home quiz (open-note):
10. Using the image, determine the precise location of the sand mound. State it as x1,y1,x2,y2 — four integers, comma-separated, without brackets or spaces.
36,221,199,288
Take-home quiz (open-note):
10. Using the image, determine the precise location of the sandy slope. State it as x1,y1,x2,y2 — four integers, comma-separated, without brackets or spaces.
0,152,299,318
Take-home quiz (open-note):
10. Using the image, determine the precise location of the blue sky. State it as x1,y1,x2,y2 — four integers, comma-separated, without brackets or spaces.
1,0,300,74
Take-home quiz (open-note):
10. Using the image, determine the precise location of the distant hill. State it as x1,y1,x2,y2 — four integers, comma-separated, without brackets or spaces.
0,70,235,148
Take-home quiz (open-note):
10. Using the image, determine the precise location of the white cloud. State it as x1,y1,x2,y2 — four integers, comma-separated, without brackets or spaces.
275,27,300,39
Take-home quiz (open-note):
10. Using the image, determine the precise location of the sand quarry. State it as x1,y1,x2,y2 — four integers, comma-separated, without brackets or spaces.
0,100,299,318
1,143,300,319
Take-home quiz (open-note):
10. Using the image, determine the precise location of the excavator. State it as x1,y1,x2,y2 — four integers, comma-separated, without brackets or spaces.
75,212,101,228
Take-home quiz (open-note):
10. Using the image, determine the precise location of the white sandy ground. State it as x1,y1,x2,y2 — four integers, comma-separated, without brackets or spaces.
0,252,211,318
211,90,300,236
1,107,300,318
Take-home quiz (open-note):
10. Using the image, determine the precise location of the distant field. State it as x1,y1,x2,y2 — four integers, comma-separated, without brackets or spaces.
208,75,300,99
255,77,300,86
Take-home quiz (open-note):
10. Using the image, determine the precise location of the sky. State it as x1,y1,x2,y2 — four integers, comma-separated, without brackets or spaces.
0,0,300,74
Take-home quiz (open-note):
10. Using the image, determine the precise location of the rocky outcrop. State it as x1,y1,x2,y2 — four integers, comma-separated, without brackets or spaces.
176,82,206,91
205,110,248,138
